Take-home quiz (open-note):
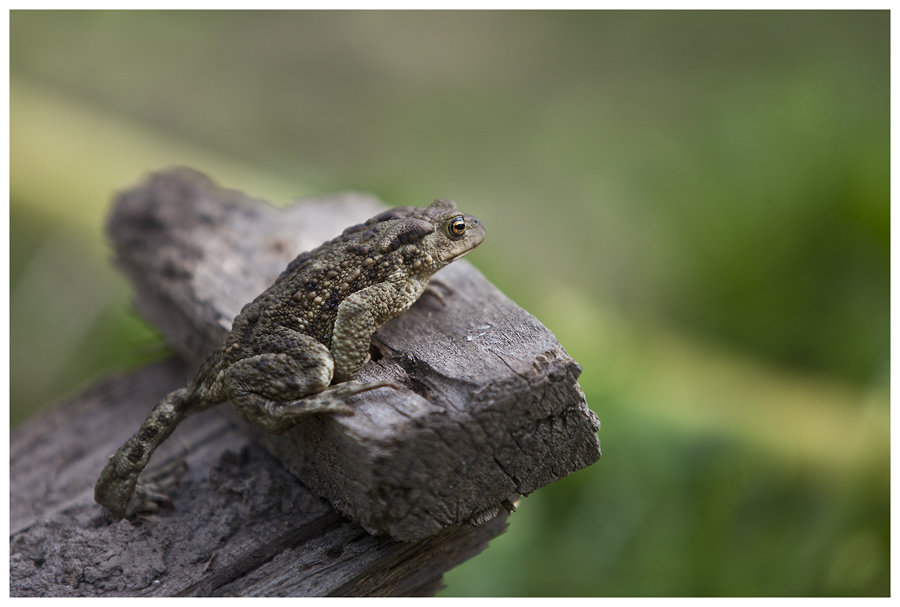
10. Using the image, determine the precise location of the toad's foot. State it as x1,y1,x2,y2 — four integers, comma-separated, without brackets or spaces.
129,458,188,516
95,456,188,519
422,277,454,306
235,380,402,433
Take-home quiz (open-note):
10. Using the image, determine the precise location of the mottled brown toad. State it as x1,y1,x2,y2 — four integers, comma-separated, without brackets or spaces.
95,198,485,519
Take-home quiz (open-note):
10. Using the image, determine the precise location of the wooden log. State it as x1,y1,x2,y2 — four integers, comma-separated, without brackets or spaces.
9,166,600,596
10,359,506,596
106,168,601,541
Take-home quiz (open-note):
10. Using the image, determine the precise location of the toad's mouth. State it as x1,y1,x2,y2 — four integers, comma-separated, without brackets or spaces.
443,246,477,264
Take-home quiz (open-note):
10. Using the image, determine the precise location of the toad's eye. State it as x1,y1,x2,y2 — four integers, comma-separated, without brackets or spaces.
447,216,467,238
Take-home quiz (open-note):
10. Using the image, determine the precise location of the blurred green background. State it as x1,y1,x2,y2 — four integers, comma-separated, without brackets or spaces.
10,10,888,596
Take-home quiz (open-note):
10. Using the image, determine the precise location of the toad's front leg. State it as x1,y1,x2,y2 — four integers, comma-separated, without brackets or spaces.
330,279,425,382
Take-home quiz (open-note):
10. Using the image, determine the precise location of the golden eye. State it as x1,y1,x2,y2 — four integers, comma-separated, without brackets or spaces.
447,216,466,238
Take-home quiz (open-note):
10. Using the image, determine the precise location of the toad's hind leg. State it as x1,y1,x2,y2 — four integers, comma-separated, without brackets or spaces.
225,333,398,433
95,388,199,519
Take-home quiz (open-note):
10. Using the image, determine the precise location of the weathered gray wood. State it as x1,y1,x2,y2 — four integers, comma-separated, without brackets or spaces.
107,168,600,541
10,359,506,596
10,167,600,596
